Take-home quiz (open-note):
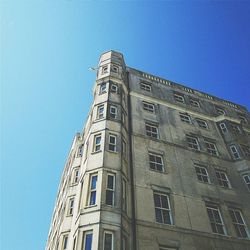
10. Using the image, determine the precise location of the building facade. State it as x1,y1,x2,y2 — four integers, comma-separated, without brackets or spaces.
46,51,250,250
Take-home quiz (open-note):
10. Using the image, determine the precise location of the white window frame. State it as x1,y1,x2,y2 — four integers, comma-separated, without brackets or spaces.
190,99,200,108
142,101,155,113
204,140,218,156
206,205,226,235
216,107,225,115
110,105,117,119
219,123,228,133
63,234,69,250
73,168,80,184
174,93,185,103
230,145,240,160
99,82,107,94
215,170,231,188
149,153,164,172
106,174,115,206
154,192,173,225
145,123,159,139
194,164,210,183
93,134,101,152
88,174,98,206
108,134,117,152
68,197,74,216
110,84,118,93
83,231,93,250
179,113,191,124
77,144,83,157
242,173,250,191
97,104,104,119
196,118,208,129
229,209,249,238
140,82,151,92
103,231,114,250
122,179,127,212
186,135,200,150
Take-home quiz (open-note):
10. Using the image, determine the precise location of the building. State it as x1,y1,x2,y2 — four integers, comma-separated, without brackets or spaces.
45,51,250,250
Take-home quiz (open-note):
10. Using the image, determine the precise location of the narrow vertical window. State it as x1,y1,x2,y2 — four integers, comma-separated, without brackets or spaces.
239,115,248,124
219,123,227,133
154,192,172,225
104,232,113,250
106,174,115,206
93,134,101,152
68,197,74,215
99,82,107,94
77,144,83,157
97,105,104,119
108,134,117,152
89,175,98,205
215,170,231,188
229,209,249,238
63,235,68,250
122,179,127,212
242,174,250,191
122,139,127,158
230,145,240,160
206,205,226,235
140,82,151,92
110,105,118,119
83,231,93,250
73,168,79,184
215,107,225,115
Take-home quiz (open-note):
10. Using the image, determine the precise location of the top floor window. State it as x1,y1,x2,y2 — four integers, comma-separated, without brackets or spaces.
190,99,200,108
97,105,104,119
99,82,107,94
89,175,98,205
93,134,101,152
73,168,80,184
140,82,151,92
143,102,155,113
204,139,218,156
215,107,225,116
111,65,119,73
219,123,228,133
111,84,118,93
173,93,185,103
239,115,248,124
102,65,108,74
77,144,83,157
145,122,159,139
196,118,208,129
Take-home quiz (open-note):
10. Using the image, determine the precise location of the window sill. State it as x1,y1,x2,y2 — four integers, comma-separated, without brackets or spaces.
107,150,118,154
91,150,102,155
85,204,98,209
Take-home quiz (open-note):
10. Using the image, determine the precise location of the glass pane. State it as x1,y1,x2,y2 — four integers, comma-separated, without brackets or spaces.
154,194,161,207
235,211,244,223
85,233,93,250
91,176,97,189
155,208,162,223
162,210,171,224
90,191,96,205
104,233,112,250
96,136,101,144
161,195,169,209
107,175,114,189
106,190,113,205
216,224,225,235
238,225,248,238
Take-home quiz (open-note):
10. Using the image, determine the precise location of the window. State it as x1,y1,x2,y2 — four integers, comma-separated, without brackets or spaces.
215,170,231,188
97,105,104,119
140,82,151,92
104,232,113,250
186,135,200,150
68,197,74,215
204,139,218,156
73,168,80,184
89,175,97,205
242,174,250,191
190,99,200,108
108,134,117,152
232,125,242,134
111,65,118,73
241,145,250,159
106,174,115,206
63,235,68,250
229,209,249,238
179,113,191,124
110,105,117,119
122,179,127,212
230,145,240,160
173,93,185,103
196,118,208,129
121,111,125,124
239,115,248,124
142,102,155,113
111,84,118,93
102,65,108,74
206,205,226,235
145,123,159,139
93,134,101,152
216,107,225,115
77,144,83,157
154,192,172,225
194,164,210,183
219,123,228,133
149,153,164,172
83,231,93,250
99,83,107,94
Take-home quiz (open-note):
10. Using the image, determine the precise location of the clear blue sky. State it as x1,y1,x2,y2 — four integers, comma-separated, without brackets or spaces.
1,1,250,250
